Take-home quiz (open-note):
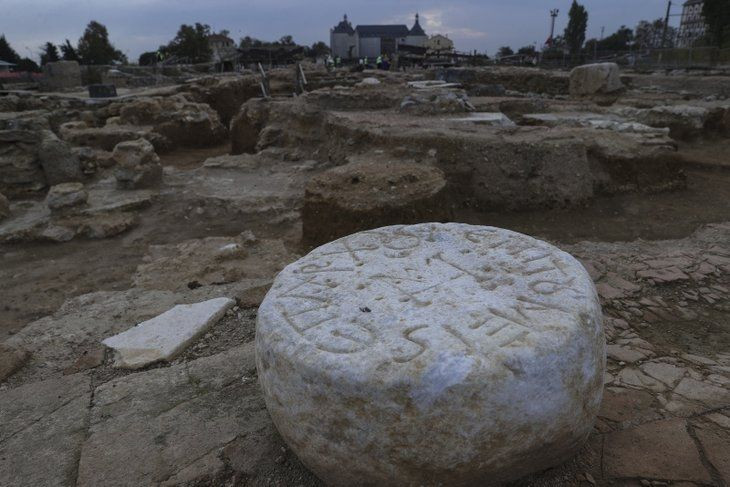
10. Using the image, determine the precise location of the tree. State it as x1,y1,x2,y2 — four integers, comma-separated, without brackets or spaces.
138,51,158,66
60,39,80,61
40,42,60,65
635,19,677,49
308,41,330,58
77,21,125,64
0,35,21,64
163,23,212,63
517,45,537,56
564,0,588,56
497,46,514,58
278,35,295,46
597,25,634,51
239,36,264,48
16,57,40,72
703,0,730,48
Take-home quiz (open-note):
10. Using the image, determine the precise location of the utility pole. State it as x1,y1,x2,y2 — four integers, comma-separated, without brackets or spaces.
661,1,672,48
549,9,559,46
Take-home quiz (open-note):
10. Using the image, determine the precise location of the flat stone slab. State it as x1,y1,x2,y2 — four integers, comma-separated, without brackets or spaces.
77,344,271,486
103,297,234,368
256,223,605,485
0,374,91,487
603,419,712,483
448,112,516,126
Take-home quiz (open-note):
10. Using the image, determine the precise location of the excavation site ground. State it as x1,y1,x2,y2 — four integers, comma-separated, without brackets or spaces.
1,63,730,486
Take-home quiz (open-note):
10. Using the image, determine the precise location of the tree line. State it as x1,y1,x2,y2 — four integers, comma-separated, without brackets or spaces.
1,20,331,71
496,0,730,59
137,23,330,65
1,21,126,72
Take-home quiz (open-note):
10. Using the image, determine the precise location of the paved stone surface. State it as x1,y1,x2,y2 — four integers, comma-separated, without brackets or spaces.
693,423,730,482
0,374,90,487
603,419,712,483
4,288,232,382
76,344,269,486
257,223,605,485
0,192,10,221
102,297,235,369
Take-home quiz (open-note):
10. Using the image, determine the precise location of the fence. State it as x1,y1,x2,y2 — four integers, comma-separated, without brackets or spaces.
533,47,730,69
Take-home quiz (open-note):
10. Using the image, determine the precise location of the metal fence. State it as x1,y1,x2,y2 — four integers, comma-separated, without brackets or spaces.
534,47,730,69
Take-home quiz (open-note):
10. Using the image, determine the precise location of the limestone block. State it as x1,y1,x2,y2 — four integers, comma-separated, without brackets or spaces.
256,223,605,486
112,138,162,189
569,63,623,96
45,182,88,211
102,297,234,368
38,130,83,185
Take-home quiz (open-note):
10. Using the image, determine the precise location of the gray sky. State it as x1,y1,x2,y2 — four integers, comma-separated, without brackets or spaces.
3,0,678,62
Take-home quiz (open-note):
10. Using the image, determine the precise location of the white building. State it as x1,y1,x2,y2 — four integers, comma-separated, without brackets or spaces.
677,0,707,48
330,14,428,60
426,34,454,52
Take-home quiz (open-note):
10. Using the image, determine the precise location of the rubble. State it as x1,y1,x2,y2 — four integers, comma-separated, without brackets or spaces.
114,95,227,147
399,89,475,114
45,182,88,211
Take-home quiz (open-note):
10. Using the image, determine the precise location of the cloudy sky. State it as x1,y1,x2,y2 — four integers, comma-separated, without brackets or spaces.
3,0,679,61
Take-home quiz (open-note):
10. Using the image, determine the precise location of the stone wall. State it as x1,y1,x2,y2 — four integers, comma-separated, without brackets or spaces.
41,61,82,91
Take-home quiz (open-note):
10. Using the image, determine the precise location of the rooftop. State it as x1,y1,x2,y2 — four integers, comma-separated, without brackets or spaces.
333,14,355,35
356,25,410,38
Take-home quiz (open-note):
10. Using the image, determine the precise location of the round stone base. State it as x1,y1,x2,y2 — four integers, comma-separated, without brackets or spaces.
256,223,605,486
302,161,451,247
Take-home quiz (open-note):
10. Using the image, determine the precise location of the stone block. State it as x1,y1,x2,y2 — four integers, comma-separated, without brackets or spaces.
102,297,235,368
603,419,711,483
256,223,605,485
45,182,88,211
569,63,623,97
88,83,118,98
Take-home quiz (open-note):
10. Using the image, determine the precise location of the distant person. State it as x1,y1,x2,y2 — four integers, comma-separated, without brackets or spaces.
376,55,383,69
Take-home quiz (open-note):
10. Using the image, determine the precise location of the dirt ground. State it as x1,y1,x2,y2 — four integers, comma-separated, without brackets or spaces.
3,154,728,337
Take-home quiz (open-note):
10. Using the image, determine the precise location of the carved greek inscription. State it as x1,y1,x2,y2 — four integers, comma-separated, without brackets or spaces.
273,226,583,362
392,325,430,363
